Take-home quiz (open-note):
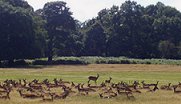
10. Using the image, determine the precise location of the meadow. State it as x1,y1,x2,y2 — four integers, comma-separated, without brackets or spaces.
0,64,181,104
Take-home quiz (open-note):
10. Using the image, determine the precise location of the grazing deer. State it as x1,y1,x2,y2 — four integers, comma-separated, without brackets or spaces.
105,77,112,84
88,74,99,84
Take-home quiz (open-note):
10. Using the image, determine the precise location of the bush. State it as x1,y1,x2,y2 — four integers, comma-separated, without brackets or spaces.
53,59,88,65
120,60,131,64
14,60,29,66
32,60,48,65
32,59,89,65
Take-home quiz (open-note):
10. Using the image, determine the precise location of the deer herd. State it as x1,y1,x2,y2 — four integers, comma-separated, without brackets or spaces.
0,74,181,101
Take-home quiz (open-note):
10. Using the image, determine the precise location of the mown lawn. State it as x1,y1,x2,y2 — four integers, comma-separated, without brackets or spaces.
0,64,181,104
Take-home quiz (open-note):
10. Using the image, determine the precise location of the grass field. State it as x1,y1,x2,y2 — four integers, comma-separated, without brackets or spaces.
0,64,181,104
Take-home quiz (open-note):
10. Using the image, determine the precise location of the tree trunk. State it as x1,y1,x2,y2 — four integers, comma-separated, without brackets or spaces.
48,37,53,63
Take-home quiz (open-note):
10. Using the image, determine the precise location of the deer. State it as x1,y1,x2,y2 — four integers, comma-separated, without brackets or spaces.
102,87,115,94
99,92,117,99
59,78,70,84
141,81,150,89
87,83,104,89
71,82,76,88
147,84,159,92
160,83,172,90
173,86,181,93
18,89,42,98
0,90,10,99
60,86,70,99
41,92,54,101
88,74,99,84
148,81,159,87
52,87,70,99
126,91,135,100
28,82,43,90
105,77,112,84
77,84,95,95
80,83,96,92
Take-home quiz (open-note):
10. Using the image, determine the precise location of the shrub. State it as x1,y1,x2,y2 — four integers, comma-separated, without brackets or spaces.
32,60,48,65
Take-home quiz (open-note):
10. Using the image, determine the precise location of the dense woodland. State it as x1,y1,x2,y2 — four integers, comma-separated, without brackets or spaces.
1,0,181,63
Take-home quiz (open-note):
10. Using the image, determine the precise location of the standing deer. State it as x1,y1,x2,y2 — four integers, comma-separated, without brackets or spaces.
88,74,99,84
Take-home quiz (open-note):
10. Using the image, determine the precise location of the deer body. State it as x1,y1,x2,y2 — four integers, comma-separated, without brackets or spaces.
88,74,99,84
105,77,112,83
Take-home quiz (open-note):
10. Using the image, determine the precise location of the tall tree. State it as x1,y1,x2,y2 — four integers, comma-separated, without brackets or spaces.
84,22,107,56
42,1,76,61
0,0,43,64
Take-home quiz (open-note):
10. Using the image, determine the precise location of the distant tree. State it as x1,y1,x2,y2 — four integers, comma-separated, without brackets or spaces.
158,40,176,58
0,0,43,64
42,1,76,61
84,22,107,56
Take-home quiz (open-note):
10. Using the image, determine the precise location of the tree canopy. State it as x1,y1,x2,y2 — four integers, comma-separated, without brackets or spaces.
0,0,181,63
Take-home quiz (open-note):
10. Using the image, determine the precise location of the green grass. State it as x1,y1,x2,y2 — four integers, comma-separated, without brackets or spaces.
0,64,181,104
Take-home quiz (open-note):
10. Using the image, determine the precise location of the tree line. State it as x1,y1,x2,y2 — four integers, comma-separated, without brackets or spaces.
1,0,181,63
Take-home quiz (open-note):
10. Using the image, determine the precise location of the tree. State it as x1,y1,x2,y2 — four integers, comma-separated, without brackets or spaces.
84,22,107,56
0,0,43,64
42,1,76,61
158,40,176,58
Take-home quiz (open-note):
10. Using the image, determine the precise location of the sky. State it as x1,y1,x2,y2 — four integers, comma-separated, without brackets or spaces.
26,0,181,22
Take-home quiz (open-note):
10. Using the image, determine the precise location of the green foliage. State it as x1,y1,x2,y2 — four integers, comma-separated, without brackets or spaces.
80,0,181,59
41,1,77,61
1,0,181,66
31,57,181,66
0,0,45,62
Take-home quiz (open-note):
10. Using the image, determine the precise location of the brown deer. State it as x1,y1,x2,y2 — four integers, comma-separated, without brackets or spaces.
126,91,135,100
77,84,95,95
147,84,159,92
141,81,150,89
160,83,172,90
52,87,70,99
41,92,54,101
18,89,42,98
0,90,10,99
61,86,70,99
88,74,99,84
99,92,117,99
79,83,96,92
173,86,181,93
149,81,159,87
105,77,112,84
88,83,103,89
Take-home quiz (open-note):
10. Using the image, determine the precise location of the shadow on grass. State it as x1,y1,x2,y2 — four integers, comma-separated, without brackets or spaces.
0,65,47,69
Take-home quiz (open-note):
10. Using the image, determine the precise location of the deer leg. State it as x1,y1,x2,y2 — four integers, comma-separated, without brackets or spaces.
88,80,90,84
